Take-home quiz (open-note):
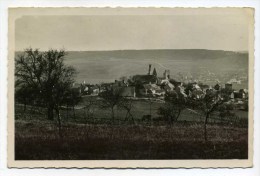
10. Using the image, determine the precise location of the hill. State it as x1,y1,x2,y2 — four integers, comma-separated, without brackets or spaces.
63,49,248,84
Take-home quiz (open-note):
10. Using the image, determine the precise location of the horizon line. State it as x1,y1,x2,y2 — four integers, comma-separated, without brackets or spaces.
15,48,249,53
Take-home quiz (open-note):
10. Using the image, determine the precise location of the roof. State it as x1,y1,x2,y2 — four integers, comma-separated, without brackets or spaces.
214,84,221,89
164,83,175,89
174,81,182,87
132,75,157,84
239,89,248,93
193,84,201,90
200,84,210,89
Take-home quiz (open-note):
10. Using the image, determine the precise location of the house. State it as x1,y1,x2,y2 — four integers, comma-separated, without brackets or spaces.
82,84,90,95
163,82,175,92
143,83,161,95
229,78,241,84
231,89,248,99
154,89,166,97
230,91,239,99
157,70,170,84
132,64,159,85
214,83,221,91
239,89,248,99
190,89,205,99
90,85,100,95
225,83,233,91
191,82,202,91
200,84,210,93
175,85,187,97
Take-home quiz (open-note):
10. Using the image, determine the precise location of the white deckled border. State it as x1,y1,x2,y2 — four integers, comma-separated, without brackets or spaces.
7,7,254,169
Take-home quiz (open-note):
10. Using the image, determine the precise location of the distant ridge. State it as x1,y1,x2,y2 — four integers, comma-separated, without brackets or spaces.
65,49,248,64
16,49,248,54
15,49,248,84
67,49,248,53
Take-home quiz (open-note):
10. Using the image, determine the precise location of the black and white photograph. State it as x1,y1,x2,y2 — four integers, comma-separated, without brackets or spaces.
8,7,254,168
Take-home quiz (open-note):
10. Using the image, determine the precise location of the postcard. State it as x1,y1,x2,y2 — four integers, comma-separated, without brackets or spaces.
8,7,254,168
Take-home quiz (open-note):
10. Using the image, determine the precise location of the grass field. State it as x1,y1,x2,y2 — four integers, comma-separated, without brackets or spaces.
15,119,248,160
15,98,248,160
16,96,248,124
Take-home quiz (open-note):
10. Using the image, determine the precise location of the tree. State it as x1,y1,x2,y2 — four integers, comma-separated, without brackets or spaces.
218,103,236,125
121,98,135,123
99,88,124,123
15,84,35,113
65,88,82,119
158,91,187,124
15,48,77,123
190,91,228,141
83,96,96,123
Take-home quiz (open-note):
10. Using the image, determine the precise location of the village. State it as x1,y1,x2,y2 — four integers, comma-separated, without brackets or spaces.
72,64,248,111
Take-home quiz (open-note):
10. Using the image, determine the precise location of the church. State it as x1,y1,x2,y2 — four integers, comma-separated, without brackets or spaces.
131,64,174,97
132,64,171,85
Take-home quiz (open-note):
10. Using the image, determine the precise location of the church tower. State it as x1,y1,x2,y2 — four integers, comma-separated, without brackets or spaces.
152,68,157,77
163,70,170,79
148,64,152,75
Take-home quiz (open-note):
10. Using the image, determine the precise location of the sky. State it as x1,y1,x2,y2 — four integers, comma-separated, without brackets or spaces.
15,9,251,51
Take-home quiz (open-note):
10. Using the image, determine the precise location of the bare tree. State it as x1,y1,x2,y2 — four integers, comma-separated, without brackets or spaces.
121,98,135,123
99,88,123,123
15,84,35,114
158,91,187,124
218,103,236,125
83,96,96,123
15,48,77,126
190,91,228,141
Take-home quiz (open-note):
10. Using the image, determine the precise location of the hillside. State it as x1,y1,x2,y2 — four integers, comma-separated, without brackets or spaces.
63,49,248,83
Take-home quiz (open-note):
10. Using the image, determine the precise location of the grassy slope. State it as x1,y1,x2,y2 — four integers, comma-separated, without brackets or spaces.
15,119,248,160
15,99,248,160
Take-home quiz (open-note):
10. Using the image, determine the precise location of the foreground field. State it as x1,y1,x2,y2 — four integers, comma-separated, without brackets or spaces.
16,96,248,125
15,119,248,160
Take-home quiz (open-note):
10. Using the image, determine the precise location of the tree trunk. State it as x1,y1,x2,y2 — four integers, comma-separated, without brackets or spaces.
204,113,209,142
23,103,27,113
176,109,181,121
124,110,129,121
66,102,69,120
149,100,152,116
170,113,173,125
111,107,115,123
56,107,62,138
23,97,27,112
72,102,76,119
47,103,54,120
131,114,135,123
